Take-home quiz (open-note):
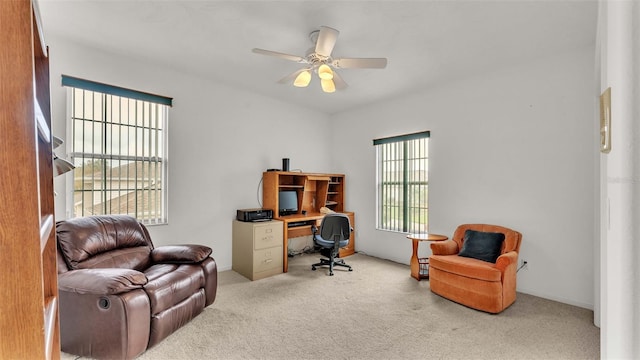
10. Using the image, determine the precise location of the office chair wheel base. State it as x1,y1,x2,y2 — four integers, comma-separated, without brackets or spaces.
312,266,317,271
330,272,334,276
348,268,353,272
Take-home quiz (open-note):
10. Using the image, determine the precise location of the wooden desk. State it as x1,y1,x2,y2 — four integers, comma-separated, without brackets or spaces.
261,171,354,272
406,233,448,280
280,212,355,272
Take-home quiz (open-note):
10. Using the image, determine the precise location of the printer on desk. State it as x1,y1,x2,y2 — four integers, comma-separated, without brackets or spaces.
236,208,273,222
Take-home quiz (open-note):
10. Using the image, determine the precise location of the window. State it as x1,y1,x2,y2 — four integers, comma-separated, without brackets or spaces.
374,131,430,233
62,75,172,225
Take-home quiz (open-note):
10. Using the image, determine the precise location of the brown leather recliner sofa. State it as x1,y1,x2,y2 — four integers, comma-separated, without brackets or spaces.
429,224,522,314
56,215,217,359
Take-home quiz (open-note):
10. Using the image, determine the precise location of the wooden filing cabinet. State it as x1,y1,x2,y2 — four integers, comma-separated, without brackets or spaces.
232,220,283,280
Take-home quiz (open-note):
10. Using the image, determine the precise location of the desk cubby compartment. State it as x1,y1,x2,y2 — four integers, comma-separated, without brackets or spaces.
277,174,306,192
326,176,344,211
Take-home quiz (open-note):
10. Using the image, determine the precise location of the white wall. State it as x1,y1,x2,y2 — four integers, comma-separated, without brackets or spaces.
48,34,599,310
330,47,597,309
48,36,333,271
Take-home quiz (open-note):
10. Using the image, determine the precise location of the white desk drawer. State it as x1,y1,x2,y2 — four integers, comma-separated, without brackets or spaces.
253,247,283,273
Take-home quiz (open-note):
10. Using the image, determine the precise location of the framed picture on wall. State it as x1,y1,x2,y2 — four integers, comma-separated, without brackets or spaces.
600,87,611,153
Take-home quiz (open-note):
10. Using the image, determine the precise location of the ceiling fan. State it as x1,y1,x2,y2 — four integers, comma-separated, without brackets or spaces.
252,26,388,93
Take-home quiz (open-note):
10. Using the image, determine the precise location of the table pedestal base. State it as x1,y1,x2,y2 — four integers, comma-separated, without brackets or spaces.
407,233,448,281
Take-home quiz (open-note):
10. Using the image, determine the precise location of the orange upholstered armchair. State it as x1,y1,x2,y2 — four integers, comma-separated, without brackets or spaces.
429,224,522,314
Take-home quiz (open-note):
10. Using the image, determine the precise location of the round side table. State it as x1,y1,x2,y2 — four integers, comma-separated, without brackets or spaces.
406,233,448,280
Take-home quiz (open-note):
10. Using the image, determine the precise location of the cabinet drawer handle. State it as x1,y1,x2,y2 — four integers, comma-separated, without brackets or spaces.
264,259,273,263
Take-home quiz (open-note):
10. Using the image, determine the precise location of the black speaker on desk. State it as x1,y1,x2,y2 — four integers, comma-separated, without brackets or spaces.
282,158,290,172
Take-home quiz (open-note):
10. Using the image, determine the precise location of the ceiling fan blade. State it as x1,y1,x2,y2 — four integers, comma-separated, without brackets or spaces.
252,48,306,63
332,70,348,90
315,26,340,57
277,68,308,84
332,57,388,69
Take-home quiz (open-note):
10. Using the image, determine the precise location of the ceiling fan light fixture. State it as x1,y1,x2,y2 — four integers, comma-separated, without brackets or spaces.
253,25,387,92
293,70,311,87
321,78,336,93
317,64,333,80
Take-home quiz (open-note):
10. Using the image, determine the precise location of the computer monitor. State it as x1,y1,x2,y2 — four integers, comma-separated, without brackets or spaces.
278,190,298,216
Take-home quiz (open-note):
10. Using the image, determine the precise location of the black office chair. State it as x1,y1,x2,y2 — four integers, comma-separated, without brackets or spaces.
311,213,353,276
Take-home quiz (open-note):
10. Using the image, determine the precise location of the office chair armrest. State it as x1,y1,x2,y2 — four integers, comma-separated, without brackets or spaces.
311,225,318,235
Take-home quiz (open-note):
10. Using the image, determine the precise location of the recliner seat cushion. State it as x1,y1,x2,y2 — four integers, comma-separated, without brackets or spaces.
144,264,206,315
429,254,502,282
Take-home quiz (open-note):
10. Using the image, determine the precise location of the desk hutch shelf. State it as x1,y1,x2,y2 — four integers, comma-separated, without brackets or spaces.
263,171,346,215
326,176,344,210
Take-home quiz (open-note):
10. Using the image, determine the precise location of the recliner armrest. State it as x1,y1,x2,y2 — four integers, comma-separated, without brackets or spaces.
495,251,518,272
58,268,147,295
151,244,212,264
430,239,459,255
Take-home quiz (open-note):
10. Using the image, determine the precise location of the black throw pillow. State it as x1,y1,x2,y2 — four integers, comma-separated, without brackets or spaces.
458,229,505,263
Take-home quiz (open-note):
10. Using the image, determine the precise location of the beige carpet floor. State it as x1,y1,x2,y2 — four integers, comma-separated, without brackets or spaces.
63,253,600,359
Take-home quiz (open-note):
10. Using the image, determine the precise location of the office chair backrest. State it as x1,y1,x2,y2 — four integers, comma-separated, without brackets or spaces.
319,213,351,242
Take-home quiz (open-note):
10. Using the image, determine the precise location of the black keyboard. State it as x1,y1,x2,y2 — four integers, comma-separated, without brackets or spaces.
287,221,308,228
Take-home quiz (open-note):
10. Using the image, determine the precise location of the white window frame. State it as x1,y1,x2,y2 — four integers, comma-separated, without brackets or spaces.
63,75,171,225
374,131,430,234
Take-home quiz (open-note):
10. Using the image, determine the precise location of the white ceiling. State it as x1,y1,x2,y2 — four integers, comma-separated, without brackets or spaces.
38,0,597,115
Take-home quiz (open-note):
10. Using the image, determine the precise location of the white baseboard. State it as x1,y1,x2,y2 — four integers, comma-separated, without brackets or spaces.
518,287,594,310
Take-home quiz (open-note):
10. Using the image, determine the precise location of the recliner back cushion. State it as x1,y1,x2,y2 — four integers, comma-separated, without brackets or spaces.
453,224,521,254
57,215,153,271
